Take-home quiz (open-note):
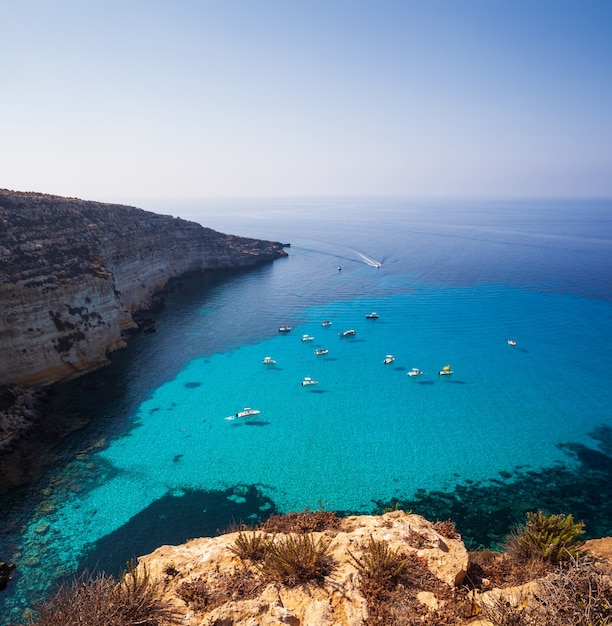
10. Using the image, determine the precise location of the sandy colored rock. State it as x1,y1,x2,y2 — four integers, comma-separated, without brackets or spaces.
137,511,469,626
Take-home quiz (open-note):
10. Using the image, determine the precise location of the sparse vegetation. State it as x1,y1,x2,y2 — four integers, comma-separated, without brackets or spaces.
262,506,340,533
434,519,459,539
348,535,409,590
479,557,612,626
348,535,460,625
177,567,263,612
16,509,611,626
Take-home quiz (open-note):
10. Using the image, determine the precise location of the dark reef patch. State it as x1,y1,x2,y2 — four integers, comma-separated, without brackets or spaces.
373,425,612,550
77,484,278,578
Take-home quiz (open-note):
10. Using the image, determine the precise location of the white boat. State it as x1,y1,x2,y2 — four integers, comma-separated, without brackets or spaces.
321,320,332,327
235,407,261,418
438,365,453,376
340,329,356,337
301,334,314,342
508,339,517,346
365,312,379,319
262,356,276,364
383,354,395,364
407,368,423,377
301,377,318,386
279,325,291,333
314,347,329,356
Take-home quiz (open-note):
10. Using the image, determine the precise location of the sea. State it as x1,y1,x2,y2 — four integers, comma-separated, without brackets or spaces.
1,197,612,621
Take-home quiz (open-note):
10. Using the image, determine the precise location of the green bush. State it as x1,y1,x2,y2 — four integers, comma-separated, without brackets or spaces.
507,511,586,564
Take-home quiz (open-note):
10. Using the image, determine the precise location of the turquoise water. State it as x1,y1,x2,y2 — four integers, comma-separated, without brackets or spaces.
2,197,612,621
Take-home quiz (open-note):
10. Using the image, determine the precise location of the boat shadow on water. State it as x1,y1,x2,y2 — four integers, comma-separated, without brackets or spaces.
243,421,271,427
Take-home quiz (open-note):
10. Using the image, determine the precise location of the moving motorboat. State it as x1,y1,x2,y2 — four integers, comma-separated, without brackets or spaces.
365,312,379,319
301,377,318,386
383,354,395,364
301,334,314,342
508,339,517,346
279,325,292,333
262,356,276,364
314,347,329,356
407,368,423,377
340,329,356,337
321,320,332,327
438,365,453,376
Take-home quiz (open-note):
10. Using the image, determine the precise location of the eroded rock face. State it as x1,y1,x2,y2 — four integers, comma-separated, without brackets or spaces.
137,512,469,626
0,190,287,386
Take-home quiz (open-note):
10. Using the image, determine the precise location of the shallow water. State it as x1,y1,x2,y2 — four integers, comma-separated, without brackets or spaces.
1,197,612,621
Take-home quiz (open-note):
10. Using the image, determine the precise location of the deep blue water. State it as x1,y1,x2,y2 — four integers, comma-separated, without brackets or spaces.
1,197,612,622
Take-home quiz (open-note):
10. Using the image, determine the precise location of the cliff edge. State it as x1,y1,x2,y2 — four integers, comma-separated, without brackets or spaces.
0,190,287,386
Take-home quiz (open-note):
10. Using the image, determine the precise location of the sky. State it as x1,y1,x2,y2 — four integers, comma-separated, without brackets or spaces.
2,0,611,202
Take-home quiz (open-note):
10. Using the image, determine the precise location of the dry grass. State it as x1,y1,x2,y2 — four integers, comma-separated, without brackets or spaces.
177,567,263,613
27,563,180,626
434,519,459,539
262,508,341,534
478,557,612,626
467,549,553,588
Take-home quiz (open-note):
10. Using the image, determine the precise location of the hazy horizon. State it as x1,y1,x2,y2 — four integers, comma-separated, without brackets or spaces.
2,1,611,201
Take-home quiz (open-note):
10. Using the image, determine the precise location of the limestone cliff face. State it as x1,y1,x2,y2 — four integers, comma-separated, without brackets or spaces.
0,190,287,386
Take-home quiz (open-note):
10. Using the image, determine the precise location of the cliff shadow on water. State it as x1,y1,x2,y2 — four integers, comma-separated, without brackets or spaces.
0,265,271,497
75,485,279,579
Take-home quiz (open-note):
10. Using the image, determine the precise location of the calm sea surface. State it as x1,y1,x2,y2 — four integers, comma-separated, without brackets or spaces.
2,197,612,620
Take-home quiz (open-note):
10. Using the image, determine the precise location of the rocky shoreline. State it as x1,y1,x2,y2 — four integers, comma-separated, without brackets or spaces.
0,190,287,387
0,190,288,493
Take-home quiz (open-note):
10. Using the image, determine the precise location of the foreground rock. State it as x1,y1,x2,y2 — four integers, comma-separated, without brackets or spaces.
0,190,287,386
138,511,469,626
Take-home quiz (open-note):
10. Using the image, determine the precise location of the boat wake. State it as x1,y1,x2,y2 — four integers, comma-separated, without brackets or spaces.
354,251,382,268
294,238,382,268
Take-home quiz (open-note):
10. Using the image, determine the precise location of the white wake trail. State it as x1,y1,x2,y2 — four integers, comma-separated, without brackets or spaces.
355,252,382,267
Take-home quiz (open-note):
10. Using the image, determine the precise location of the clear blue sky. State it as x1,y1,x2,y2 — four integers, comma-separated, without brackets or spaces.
2,0,611,201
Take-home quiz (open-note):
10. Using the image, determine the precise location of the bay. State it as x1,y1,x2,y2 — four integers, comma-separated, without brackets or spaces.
1,197,612,621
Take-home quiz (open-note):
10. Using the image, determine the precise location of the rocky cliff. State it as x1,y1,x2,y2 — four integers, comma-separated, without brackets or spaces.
0,190,287,386
138,511,470,626
135,511,612,626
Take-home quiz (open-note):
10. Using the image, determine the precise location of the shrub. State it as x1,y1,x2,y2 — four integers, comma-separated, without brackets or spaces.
348,535,409,590
229,528,271,562
259,533,335,586
506,511,586,564
27,563,179,626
